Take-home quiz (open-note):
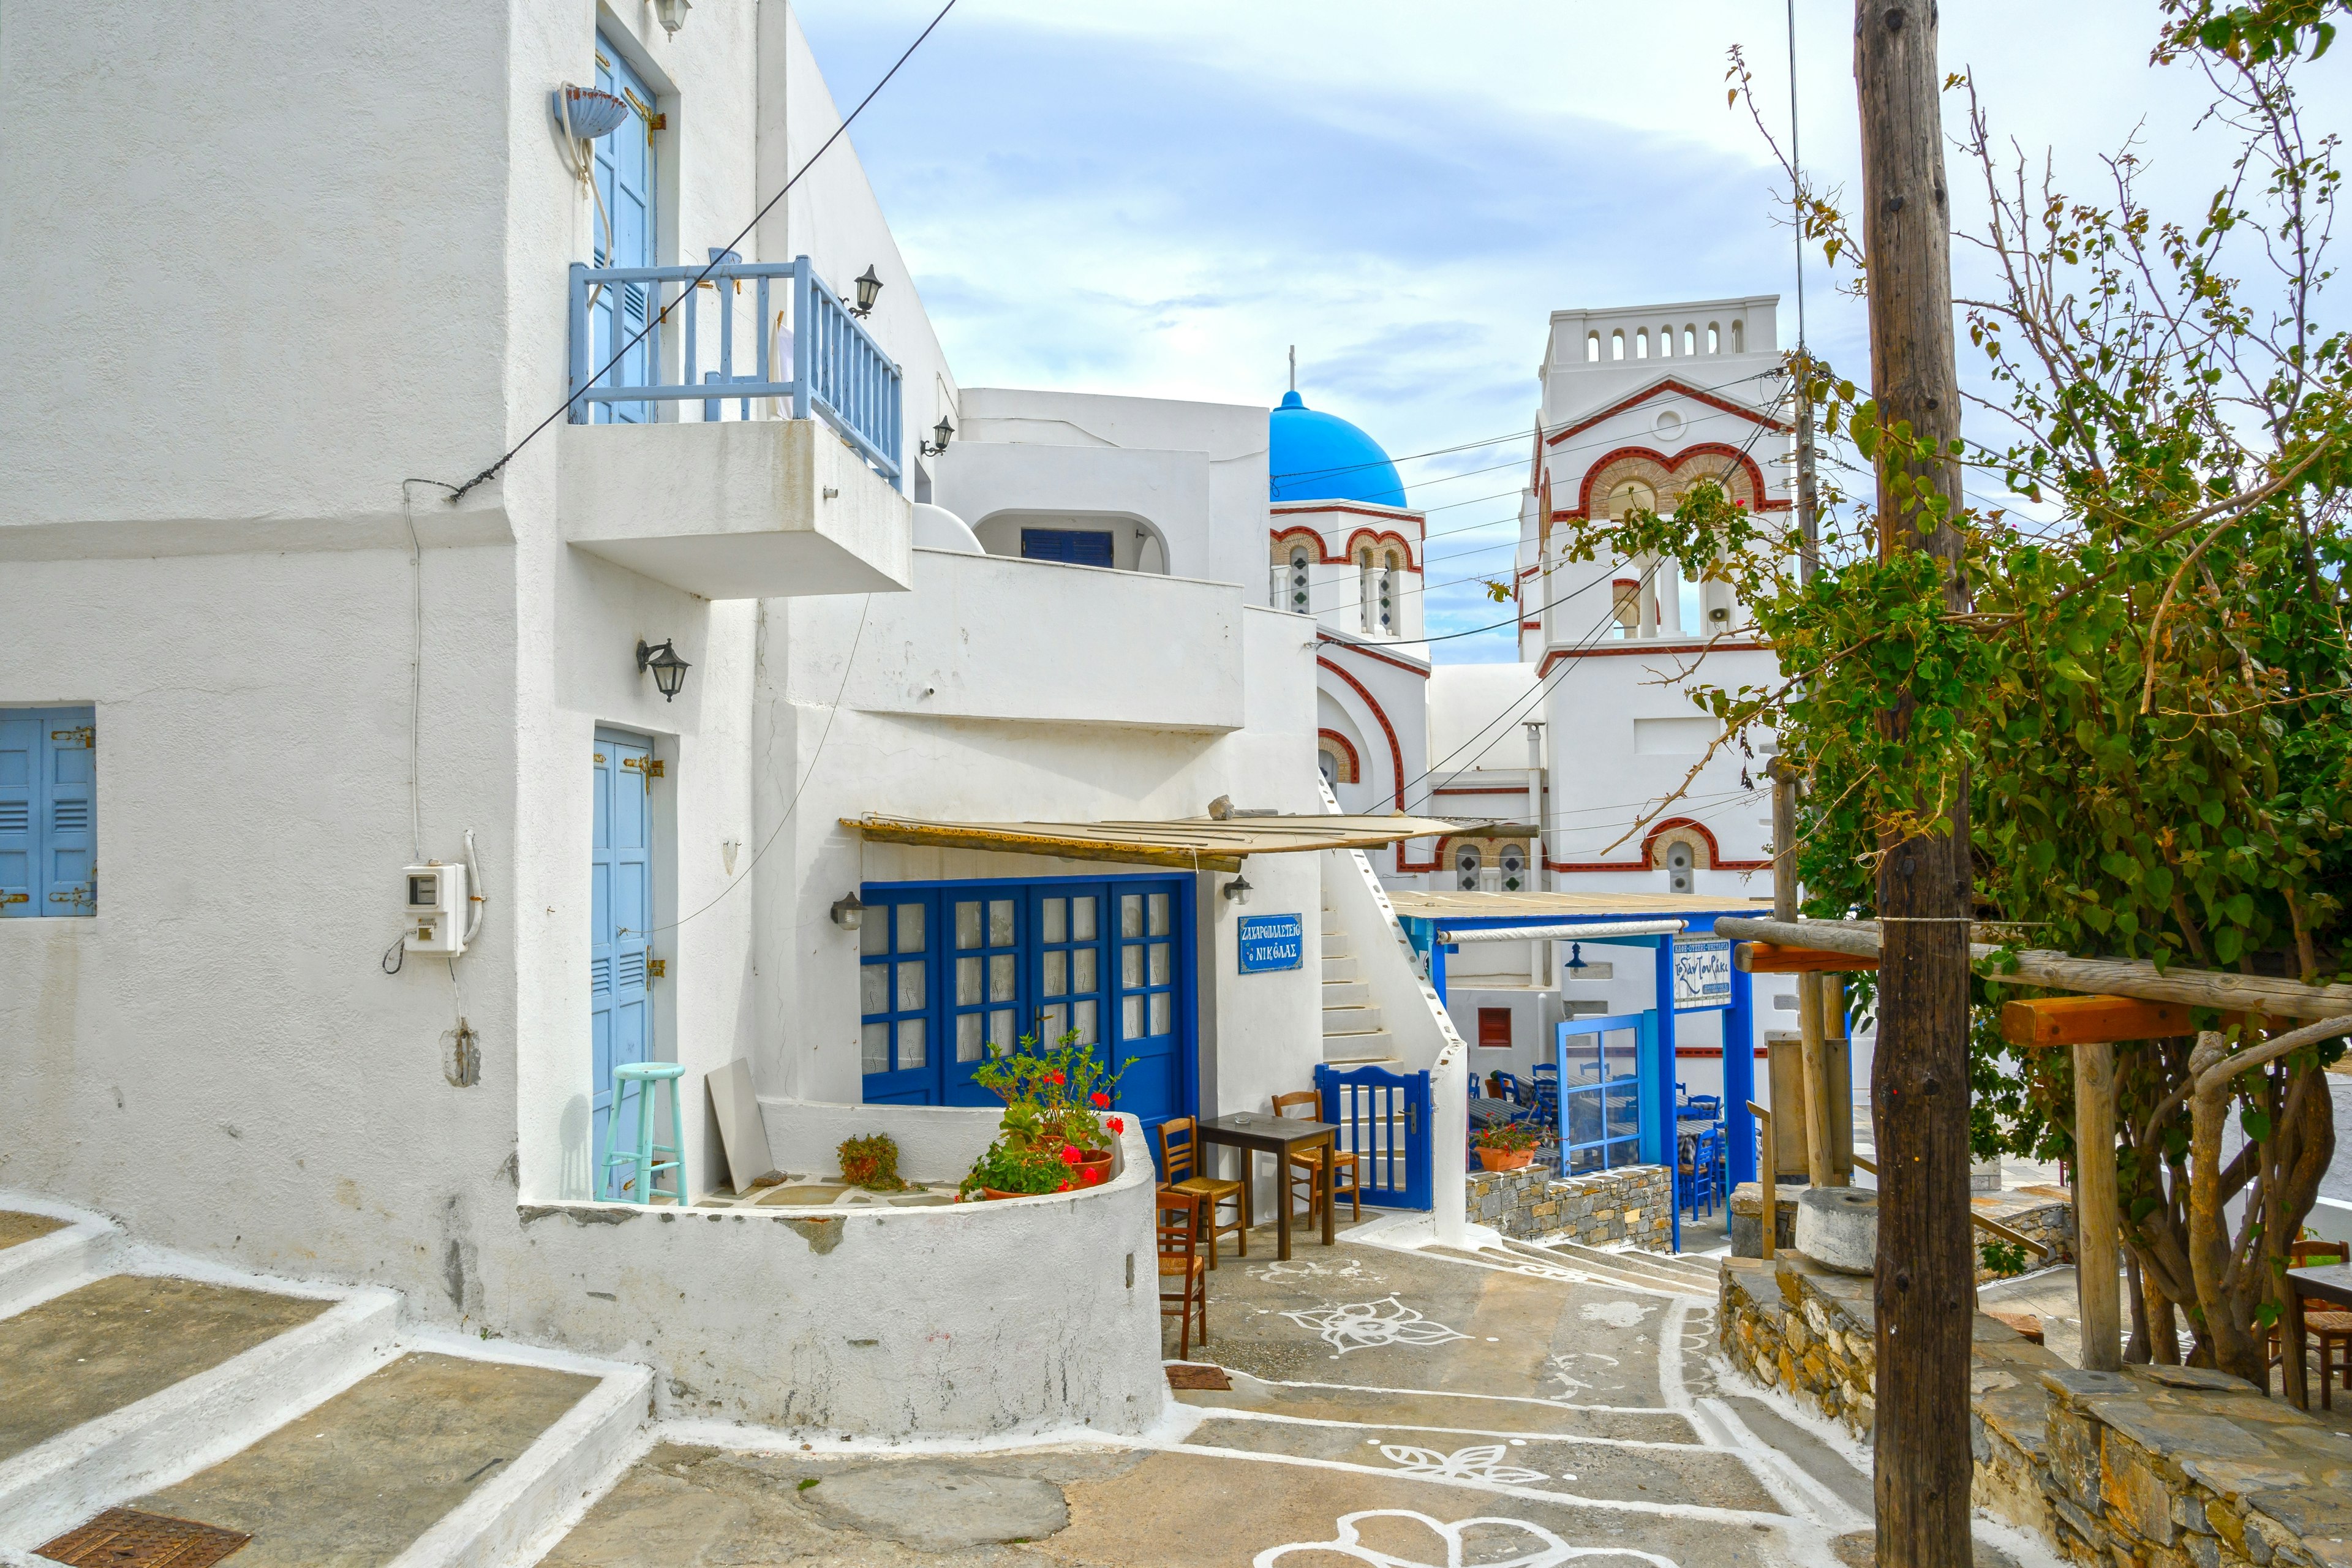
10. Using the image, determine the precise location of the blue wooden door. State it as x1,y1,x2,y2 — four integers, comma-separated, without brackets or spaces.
0,707,95,918
1317,1063,1432,1210
941,889,1022,1106
592,730,654,1196
592,35,657,423
1110,883,1185,1128
860,893,937,1105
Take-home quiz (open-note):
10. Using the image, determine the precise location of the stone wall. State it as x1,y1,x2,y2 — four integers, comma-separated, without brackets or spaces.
1721,1255,2352,1567
1467,1163,1672,1251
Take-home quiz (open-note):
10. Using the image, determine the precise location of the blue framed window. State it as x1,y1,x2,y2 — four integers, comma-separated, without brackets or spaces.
1020,529,1114,567
1557,1014,1649,1176
859,873,1194,1130
0,707,96,917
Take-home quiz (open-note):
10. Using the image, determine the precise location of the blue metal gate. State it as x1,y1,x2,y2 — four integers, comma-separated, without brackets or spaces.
1315,1063,1432,1210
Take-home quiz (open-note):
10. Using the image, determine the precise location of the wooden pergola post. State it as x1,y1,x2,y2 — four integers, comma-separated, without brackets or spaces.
1999,995,2191,1374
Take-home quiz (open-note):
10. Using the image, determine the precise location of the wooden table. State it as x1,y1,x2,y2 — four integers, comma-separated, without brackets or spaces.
1195,1112,1336,1261
2283,1263,2352,1410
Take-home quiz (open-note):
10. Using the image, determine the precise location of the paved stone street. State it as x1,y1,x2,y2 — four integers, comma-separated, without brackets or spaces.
543,1216,2038,1566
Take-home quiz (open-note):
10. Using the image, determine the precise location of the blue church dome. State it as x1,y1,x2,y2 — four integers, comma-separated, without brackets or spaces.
1269,390,1407,509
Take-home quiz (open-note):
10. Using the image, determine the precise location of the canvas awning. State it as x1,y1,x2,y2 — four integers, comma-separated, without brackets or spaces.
842,812,1467,873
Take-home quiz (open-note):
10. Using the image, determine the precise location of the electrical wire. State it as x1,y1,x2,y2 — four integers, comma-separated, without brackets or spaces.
443,0,961,503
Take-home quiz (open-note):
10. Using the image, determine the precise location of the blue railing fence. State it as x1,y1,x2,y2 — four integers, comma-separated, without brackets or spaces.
567,251,903,490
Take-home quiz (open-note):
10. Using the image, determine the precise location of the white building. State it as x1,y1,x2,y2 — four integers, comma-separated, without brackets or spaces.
0,0,1470,1449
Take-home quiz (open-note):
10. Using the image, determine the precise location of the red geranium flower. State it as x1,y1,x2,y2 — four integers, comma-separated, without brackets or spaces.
1047,1071,1065,1085
1090,1091,1110,1109
1082,1167,1104,1185
1058,1144,1084,1166
1107,1117,1124,1133
1057,1180,1072,1191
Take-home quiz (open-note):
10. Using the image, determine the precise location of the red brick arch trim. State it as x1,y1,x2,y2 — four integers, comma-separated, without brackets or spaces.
1545,375,1793,446
1315,655,1439,872
1642,814,1770,874
1344,527,1421,573
1272,526,1329,564
1556,443,1782,522
1316,728,1362,785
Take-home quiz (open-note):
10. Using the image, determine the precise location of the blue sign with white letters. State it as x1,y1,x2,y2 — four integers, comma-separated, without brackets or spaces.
1238,913,1303,974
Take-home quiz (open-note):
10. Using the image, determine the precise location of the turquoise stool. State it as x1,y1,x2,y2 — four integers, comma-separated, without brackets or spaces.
601,1062,688,1205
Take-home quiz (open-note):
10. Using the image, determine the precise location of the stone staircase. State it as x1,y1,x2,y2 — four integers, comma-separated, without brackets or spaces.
1318,893,1398,1065
0,1201,647,1568
1428,1232,1721,1299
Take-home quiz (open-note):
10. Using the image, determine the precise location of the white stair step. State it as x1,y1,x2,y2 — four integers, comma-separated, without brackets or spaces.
0,1283,402,1544
1322,1031,1397,1064
1321,930,1353,958
0,1217,119,1320
1322,1003,1383,1033
1319,980,1370,1008
1321,955,1360,982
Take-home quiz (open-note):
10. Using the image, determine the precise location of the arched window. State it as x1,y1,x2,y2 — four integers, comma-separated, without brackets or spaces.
1683,325,1697,356
1455,843,1483,892
1657,325,1672,358
1317,749,1339,790
1732,319,1745,353
1664,840,1695,894
1706,322,1721,354
1611,330,1626,361
1498,841,1528,892
1586,331,1601,363
1378,550,1396,635
1635,328,1649,360
1358,548,1376,632
1317,737,1357,786
1289,545,1311,612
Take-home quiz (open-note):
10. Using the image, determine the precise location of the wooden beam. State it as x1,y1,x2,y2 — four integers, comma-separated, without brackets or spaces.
843,818,1245,873
1748,1100,1774,1261
1736,942,1880,974
1999,995,2193,1047
1714,914,2352,1022
2075,1040,2123,1373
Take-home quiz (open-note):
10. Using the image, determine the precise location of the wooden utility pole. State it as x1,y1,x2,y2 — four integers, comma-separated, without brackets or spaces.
1855,4,1974,1562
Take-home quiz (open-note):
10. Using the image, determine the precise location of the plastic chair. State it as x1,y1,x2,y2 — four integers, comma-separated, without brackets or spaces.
1157,1190,1208,1360
601,1061,687,1205
1156,1117,1246,1268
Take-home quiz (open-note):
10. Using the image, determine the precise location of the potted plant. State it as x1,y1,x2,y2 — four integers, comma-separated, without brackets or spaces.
1476,1121,1539,1172
958,1028,1134,1200
837,1133,909,1192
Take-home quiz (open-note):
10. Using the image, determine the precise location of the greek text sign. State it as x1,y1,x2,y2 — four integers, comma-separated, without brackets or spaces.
1238,913,1304,974
1673,937,1733,1011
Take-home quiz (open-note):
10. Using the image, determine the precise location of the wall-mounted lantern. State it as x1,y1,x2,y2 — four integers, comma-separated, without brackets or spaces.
551,85,632,141
920,417,954,458
1221,875,1253,906
652,0,693,36
636,638,691,702
830,891,867,931
848,265,883,318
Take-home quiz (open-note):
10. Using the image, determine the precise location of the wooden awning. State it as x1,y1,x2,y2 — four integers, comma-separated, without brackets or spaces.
1387,890,1774,921
842,813,1466,873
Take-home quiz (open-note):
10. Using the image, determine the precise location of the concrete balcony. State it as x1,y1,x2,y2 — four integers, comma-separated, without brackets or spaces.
559,418,911,599
838,549,1246,731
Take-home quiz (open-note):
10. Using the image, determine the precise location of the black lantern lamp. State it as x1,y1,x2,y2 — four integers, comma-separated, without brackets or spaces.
1221,875,1253,906
848,265,883,318
831,891,867,931
1565,941,1589,973
636,639,691,702
920,416,954,458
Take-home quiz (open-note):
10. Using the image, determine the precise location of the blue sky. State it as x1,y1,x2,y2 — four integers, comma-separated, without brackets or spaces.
796,1,2344,662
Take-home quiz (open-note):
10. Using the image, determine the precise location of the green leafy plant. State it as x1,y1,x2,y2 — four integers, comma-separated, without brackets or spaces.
1980,1239,2032,1278
958,1028,1136,1200
835,1133,908,1193
1476,1121,1540,1153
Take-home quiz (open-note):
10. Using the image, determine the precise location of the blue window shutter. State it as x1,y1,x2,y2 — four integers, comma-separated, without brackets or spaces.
1020,529,1114,567
0,713,35,916
42,709,95,915
0,707,93,918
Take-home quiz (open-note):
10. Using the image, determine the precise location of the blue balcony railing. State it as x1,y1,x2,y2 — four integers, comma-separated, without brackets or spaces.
567,252,903,491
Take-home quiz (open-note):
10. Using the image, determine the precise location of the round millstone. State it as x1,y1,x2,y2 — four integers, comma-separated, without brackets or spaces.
1793,1186,1879,1275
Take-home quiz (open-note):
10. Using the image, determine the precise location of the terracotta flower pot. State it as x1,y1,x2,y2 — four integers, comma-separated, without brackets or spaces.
1478,1147,1536,1172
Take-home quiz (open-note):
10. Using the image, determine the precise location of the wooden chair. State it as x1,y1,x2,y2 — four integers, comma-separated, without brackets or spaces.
1158,1189,1208,1360
1273,1090,1362,1226
1156,1116,1245,1267
2277,1238,2352,1408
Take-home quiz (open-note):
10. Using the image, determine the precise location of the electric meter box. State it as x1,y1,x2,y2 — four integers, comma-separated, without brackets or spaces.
404,862,469,956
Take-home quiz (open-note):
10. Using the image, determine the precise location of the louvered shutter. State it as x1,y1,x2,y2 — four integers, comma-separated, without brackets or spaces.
43,710,95,913
0,712,35,916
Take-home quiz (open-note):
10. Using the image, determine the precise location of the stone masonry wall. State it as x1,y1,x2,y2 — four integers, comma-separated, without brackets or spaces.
1466,1163,1672,1251
1721,1254,2352,1567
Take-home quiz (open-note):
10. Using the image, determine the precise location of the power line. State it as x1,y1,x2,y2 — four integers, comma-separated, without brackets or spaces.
443,0,960,504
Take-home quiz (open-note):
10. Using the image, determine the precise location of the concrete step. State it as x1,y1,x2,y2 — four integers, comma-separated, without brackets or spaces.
1320,995,1376,1027
0,1275,401,1544
1169,1363,1697,1443
1319,979,1369,1008
1319,954,1359,983
0,1210,118,1319
1321,1029,1396,1065
1321,929,1352,958
1452,1240,1702,1298
1511,1237,1719,1297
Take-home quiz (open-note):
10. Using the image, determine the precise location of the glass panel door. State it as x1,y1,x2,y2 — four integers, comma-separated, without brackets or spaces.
859,895,936,1104
1112,883,1183,1126
944,892,1021,1106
